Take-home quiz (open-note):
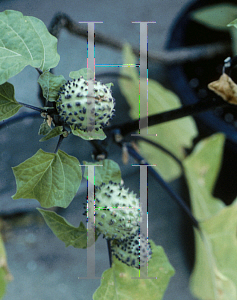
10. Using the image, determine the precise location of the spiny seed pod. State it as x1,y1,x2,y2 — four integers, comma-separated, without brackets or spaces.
85,181,141,240
56,77,115,131
111,232,152,268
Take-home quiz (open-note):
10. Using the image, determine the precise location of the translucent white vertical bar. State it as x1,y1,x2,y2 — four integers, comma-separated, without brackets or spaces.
132,164,157,279
87,165,96,278
78,22,103,134
78,164,102,279
131,21,156,137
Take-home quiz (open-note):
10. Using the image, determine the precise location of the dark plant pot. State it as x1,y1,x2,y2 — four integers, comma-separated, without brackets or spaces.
166,0,237,204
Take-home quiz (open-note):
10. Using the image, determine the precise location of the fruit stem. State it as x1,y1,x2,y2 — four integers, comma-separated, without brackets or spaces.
35,68,43,75
54,135,64,153
107,239,112,268
90,140,108,160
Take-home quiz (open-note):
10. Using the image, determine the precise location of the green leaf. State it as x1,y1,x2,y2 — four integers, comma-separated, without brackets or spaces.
0,234,11,299
119,44,198,181
37,71,66,102
39,126,63,142
227,19,237,55
190,4,237,31
69,68,94,80
190,204,237,300
0,82,22,121
83,159,122,186
93,240,175,300
105,83,114,89
38,120,52,135
183,133,226,220
12,149,82,208
37,209,99,248
0,269,6,300
0,10,60,84
183,133,237,299
228,18,237,29
71,125,106,141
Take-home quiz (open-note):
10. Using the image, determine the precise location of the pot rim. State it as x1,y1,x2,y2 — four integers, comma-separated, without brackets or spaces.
166,0,237,147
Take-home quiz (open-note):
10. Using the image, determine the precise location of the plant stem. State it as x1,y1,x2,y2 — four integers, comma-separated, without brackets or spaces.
107,98,230,137
48,12,230,65
18,102,45,113
126,144,199,229
0,112,41,129
90,140,108,160
35,68,43,75
54,135,64,153
107,239,112,268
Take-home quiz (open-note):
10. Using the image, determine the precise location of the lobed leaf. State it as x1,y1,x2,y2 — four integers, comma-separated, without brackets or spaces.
0,82,22,121
93,240,175,300
190,203,237,300
0,10,60,84
37,71,66,102
183,133,237,299
83,159,122,186
119,44,198,181
37,209,99,248
12,149,82,208
183,133,225,220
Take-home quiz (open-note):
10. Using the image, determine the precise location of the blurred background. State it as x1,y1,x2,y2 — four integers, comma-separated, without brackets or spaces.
0,0,221,299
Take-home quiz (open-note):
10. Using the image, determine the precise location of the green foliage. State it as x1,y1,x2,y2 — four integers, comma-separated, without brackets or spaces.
39,126,63,142
69,68,94,80
71,125,107,140
0,10,60,84
228,18,237,29
191,4,237,31
37,71,66,102
227,19,237,55
184,133,225,220
0,8,178,300
2,7,237,300
38,209,99,248
0,269,6,300
83,159,121,186
0,82,22,121
191,4,237,55
118,44,198,181
12,149,82,208
0,234,12,299
184,133,237,299
105,82,114,89
38,120,52,135
93,241,175,300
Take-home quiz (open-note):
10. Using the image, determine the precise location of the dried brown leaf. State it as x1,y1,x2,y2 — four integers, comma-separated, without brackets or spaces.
208,73,237,104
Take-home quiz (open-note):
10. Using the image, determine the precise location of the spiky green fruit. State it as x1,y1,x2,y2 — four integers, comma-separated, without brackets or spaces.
111,232,152,268
88,181,141,240
56,77,115,131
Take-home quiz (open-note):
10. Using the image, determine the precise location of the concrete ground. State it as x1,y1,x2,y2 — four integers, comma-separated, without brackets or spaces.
0,0,198,299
